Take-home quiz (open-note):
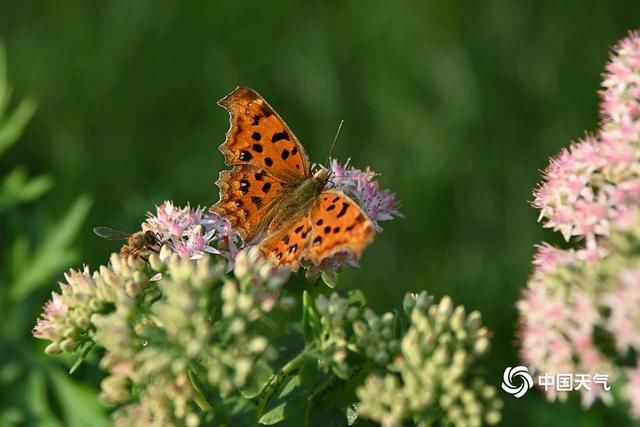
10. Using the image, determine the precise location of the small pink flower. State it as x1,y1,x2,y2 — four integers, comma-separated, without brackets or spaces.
329,159,402,231
32,292,67,340
144,201,241,264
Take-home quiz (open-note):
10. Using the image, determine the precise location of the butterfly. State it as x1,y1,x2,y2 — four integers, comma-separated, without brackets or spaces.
211,86,375,270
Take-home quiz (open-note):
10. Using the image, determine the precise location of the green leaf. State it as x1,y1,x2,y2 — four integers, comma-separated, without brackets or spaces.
0,96,38,157
240,358,274,399
0,42,10,123
24,371,64,427
0,167,53,211
258,374,307,425
49,369,110,427
302,291,321,344
321,271,338,288
68,342,95,375
10,194,93,300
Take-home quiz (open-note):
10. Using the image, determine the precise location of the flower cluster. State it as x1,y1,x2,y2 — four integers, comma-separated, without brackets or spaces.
533,31,640,256
34,249,291,426
32,254,149,355
301,290,499,426
143,200,241,264
356,292,501,427
328,158,402,231
519,30,640,417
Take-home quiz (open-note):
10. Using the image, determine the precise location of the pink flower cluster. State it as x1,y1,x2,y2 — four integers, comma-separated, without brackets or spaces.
519,30,640,416
533,31,640,256
329,158,402,232
143,201,241,263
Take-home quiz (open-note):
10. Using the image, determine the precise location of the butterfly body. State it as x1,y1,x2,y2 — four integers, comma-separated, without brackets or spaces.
212,87,375,269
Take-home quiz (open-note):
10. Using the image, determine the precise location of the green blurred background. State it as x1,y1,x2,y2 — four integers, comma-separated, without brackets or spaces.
1,0,640,425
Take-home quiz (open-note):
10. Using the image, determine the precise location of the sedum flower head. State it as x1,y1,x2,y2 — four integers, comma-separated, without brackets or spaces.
356,292,501,427
520,29,640,418
328,158,402,231
33,254,148,355
35,248,291,426
144,200,241,264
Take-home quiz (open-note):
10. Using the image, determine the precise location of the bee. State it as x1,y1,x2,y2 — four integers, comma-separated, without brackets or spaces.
93,226,161,260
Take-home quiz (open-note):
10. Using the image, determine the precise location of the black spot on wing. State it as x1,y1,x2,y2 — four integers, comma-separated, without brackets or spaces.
261,182,272,193
272,131,289,143
252,143,263,153
281,149,290,160
264,157,273,167
239,150,252,161
337,203,350,218
252,115,261,126
252,132,262,141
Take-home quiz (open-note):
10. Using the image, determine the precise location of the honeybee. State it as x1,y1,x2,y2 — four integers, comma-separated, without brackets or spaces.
93,226,161,260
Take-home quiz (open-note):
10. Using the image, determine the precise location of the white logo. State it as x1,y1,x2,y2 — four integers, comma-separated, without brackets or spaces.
502,366,534,398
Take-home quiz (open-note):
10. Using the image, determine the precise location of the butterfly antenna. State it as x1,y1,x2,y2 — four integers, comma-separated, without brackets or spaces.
326,119,344,166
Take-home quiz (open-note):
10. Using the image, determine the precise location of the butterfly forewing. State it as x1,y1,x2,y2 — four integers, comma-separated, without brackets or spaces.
212,164,287,243
218,86,310,181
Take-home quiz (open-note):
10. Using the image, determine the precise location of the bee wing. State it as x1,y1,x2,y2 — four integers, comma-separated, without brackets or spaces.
93,226,131,240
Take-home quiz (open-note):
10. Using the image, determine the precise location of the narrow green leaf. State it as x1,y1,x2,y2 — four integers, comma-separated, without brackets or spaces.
0,42,9,122
24,371,63,427
0,168,53,210
302,291,319,343
49,369,110,427
10,194,93,300
0,97,38,157
69,342,95,375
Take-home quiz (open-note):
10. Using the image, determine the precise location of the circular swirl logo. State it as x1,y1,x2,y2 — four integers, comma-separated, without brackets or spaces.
501,366,534,398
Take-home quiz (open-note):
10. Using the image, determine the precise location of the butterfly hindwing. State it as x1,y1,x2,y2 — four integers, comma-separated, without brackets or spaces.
218,86,310,182
259,214,312,269
306,190,375,264
212,164,286,243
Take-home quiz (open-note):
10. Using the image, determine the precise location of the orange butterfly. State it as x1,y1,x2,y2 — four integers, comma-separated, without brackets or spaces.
211,86,375,270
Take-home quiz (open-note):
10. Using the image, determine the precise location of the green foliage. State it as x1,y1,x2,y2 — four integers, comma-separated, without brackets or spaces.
0,41,104,427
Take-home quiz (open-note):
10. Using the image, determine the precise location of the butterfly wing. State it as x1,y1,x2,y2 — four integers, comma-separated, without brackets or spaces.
218,86,311,182
258,214,312,269
212,164,288,243
306,190,375,264
259,190,375,269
